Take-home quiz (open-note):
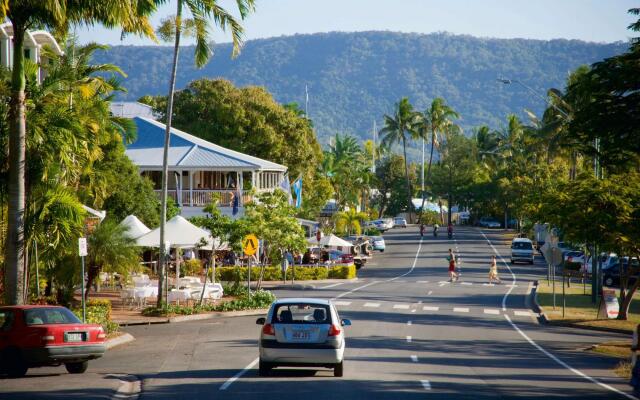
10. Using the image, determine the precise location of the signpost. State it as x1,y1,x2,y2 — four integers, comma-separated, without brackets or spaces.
78,238,88,323
597,288,620,319
243,234,259,296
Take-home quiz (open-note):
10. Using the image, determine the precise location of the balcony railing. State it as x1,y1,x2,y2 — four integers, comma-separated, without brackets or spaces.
155,190,252,207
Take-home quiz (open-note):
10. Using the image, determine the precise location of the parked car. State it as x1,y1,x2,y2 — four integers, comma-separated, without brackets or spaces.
370,236,386,252
584,252,618,274
326,250,354,264
510,238,534,264
0,305,106,377
256,298,351,377
564,251,585,270
478,217,501,228
602,257,640,287
367,219,393,232
393,217,407,228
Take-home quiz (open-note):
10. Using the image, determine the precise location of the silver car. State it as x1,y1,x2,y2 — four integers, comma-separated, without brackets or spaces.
256,298,351,377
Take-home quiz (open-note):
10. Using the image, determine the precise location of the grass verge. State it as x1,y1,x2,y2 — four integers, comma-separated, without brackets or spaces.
536,279,640,333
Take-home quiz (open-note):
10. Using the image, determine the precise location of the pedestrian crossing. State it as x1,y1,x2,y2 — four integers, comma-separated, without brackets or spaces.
329,299,535,318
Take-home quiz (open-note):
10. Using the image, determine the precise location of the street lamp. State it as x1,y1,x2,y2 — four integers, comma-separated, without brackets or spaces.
497,78,570,118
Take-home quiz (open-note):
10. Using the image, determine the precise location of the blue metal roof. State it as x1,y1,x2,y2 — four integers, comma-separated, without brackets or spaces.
126,117,287,171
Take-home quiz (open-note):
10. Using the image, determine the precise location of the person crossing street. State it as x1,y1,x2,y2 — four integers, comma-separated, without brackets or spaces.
447,248,459,282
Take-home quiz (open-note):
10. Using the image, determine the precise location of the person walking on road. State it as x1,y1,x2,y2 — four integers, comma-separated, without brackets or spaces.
488,255,502,284
447,249,459,282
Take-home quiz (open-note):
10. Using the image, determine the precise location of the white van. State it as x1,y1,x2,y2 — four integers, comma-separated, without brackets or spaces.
511,238,534,264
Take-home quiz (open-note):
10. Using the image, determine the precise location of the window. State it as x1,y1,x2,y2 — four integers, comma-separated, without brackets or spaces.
272,303,332,324
25,307,81,325
512,242,533,250
24,48,31,59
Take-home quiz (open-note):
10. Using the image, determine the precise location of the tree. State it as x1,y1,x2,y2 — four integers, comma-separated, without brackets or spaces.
155,0,254,308
242,190,306,288
333,209,368,236
380,98,419,221
85,220,140,299
374,154,413,218
1,0,156,305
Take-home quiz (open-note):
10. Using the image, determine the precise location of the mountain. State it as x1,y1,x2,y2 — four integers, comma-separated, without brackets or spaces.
94,31,627,145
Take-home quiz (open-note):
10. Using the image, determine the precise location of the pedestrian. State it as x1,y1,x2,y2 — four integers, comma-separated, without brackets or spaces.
488,255,502,284
447,249,459,282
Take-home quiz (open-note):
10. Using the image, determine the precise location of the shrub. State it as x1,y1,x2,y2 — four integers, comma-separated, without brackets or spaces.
181,259,202,277
73,299,119,334
328,265,357,279
215,266,333,281
141,289,276,316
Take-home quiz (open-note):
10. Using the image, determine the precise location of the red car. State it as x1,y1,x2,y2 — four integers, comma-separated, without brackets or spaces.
0,305,106,377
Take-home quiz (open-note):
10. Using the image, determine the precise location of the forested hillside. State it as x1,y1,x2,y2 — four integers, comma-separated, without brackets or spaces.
94,31,626,144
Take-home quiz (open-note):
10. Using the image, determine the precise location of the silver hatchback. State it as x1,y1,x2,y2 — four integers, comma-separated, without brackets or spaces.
256,298,351,377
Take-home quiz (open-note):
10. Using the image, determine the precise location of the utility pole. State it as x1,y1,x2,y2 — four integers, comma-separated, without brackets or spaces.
591,137,601,304
372,121,376,173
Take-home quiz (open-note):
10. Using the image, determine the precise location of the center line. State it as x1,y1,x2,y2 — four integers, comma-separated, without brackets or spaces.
453,307,469,313
421,380,432,390
219,358,258,391
410,355,419,362
406,336,412,343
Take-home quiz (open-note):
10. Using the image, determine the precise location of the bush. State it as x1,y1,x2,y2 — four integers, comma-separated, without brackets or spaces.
141,289,276,316
73,299,119,334
328,265,357,279
363,228,381,236
181,259,202,277
215,266,335,281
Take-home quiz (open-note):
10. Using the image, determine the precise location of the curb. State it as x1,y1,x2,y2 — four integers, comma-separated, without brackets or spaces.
105,332,135,350
533,279,631,336
168,308,268,323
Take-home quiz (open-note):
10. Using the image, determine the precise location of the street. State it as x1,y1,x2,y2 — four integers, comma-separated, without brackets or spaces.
1,226,634,399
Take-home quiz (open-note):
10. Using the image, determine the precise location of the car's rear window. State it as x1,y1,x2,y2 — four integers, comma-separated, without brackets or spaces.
512,242,533,250
24,307,81,325
273,303,332,324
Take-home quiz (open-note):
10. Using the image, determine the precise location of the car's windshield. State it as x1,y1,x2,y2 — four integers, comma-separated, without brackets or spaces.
24,307,81,325
273,303,332,324
512,242,532,250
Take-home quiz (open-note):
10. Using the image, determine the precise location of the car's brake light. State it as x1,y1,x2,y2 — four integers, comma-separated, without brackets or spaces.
262,323,275,336
328,324,341,336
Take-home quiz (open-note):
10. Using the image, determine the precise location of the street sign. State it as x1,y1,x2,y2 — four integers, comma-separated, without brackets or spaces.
78,238,88,257
243,234,259,256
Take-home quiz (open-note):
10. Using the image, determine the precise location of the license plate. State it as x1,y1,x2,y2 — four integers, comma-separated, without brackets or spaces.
291,330,311,340
66,332,84,342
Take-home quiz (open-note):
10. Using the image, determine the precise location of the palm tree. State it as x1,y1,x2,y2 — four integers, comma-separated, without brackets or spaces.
380,98,419,222
85,220,140,299
0,1,156,305
334,209,368,236
155,0,255,308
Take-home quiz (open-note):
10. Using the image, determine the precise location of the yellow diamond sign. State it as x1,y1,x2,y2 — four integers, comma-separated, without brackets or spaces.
243,234,259,256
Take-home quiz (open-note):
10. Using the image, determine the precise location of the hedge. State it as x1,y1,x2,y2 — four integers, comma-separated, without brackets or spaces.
142,289,276,316
215,265,356,281
73,299,119,334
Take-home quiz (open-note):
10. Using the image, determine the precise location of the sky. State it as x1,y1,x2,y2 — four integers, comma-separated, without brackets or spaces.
77,0,638,46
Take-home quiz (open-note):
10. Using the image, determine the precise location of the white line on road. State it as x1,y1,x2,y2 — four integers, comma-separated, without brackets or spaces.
427,290,433,295
514,310,532,317
484,309,500,315
363,302,380,308
406,336,412,343
219,358,259,391
411,355,419,362
321,282,346,289
461,282,473,286
480,230,639,400
393,304,410,309
423,306,439,311
438,282,448,287
411,309,417,313
417,280,429,284
332,301,352,306
407,320,412,326
453,307,470,313
421,380,432,390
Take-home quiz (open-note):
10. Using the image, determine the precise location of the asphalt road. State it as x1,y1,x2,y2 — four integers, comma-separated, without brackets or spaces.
1,226,637,399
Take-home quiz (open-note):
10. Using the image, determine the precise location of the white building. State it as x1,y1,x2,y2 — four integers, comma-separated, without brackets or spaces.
0,23,63,83
126,117,288,218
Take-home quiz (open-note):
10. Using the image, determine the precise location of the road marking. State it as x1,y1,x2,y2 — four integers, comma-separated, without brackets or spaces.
411,309,417,313
332,301,351,306
395,280,406,283
427,290,433,295
410,355,419,362
423,306,439,311
438,281,449,284
438,282,448,287
393,304,410,309
406,336,412,343
364,302,380,308
484,309,500,315
417,280,429,284
321,282,345,289
453,307,470,313
219,357,259,391
332,281,378,300
480,230,639,400
461,282,473,286
483,283,494,286
421,380,432,390
514,310,532,317
407,320,412,326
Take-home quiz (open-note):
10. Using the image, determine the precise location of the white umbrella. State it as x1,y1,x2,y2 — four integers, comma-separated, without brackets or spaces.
316,234,353,248
119,215,151,239
135,215,211,248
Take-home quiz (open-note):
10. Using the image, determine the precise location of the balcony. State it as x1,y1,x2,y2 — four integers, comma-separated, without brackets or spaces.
155,190,252,207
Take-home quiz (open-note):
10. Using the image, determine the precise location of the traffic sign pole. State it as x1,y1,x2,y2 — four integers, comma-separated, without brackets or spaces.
78,238,88,323
243,234,258,297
